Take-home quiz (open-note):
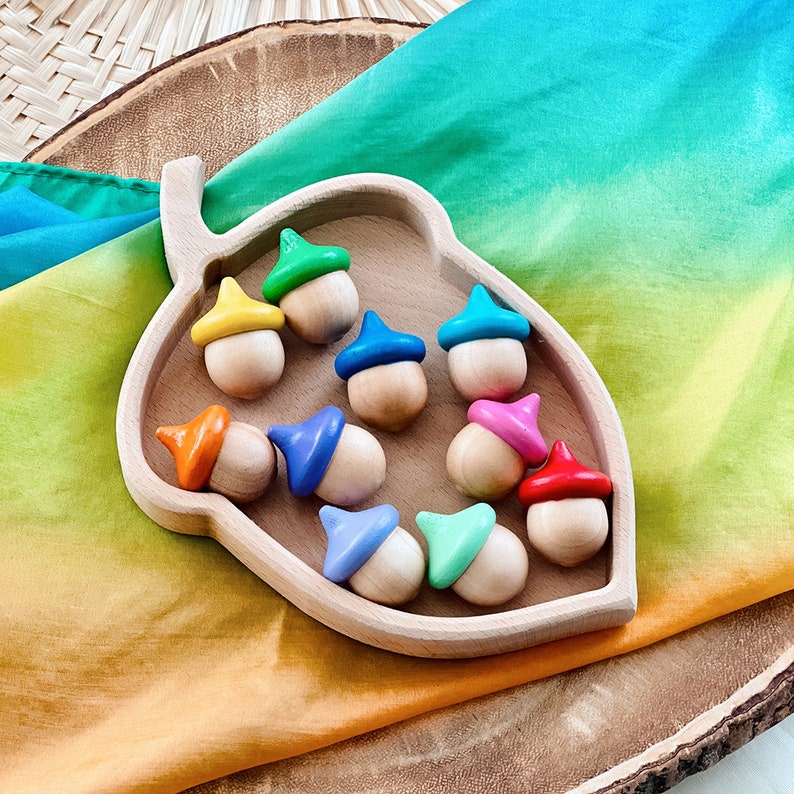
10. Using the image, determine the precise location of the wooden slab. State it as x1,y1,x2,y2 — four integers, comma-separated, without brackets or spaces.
29,18,794,792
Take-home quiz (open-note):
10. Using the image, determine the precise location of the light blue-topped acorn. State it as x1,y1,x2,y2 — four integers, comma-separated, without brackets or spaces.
261,229,359,344
437,284,530,401
320,504,426,606
334,310,428,431
415,503,529,606
267,406,386,506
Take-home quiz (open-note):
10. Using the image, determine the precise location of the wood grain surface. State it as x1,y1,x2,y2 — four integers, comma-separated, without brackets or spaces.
29,19,794,792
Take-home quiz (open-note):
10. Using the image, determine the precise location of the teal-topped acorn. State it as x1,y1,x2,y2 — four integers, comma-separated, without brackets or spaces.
335,310,428,431
437,285,530,401
415,503,529,606
262,228,359,344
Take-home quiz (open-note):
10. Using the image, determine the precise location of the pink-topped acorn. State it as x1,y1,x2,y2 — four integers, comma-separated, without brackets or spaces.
334,310,428,431
262,229,358,344
267,406,386,506
191,277,286,399
155,405,277,503
446,393,548,500
319,504,425,606
415,503,528,606
518,440,612,566
438,284,530,401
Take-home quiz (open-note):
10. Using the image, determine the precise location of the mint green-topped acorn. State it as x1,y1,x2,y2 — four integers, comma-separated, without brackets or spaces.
262,228,359,344
438,285,530,401
415,503,529,606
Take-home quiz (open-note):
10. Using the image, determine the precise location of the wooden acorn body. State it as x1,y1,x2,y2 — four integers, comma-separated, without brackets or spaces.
416,503,529,606
335,310,428,432
263,229,359,344
267,405,386,507
320,504,426,606
156,405,277,503
191,277,286,400
438,284,530,402
446,393,548,500
518,440,613,567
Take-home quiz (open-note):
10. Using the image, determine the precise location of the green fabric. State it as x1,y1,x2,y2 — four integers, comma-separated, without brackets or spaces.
2,0,793,790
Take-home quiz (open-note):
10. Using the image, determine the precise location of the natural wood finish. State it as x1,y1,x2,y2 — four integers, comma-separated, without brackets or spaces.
208,421,277,504
203,330,286,399
447,337,528,401
452,523,529,606
313,423,387,506
526,497,610,567
116,155,636,658
346,361,428,431
348,527,426,606
446,422,526,500
279,270,360,344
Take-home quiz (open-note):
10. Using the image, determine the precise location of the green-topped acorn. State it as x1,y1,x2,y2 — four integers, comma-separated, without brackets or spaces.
415,503,529,606
262,228,359,344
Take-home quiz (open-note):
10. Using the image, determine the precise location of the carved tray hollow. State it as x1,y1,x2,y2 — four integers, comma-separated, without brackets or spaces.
116,156,637,658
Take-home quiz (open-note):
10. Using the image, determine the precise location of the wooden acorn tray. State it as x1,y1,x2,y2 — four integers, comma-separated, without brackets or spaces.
116,155,637,658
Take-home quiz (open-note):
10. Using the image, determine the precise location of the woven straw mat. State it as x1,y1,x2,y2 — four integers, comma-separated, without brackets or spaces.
0,0,464,161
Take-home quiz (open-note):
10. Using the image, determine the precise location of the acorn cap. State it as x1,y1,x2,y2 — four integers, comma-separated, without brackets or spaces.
415,503,496,589
517,440,612,506
467,392,548,466
191,277,285,348
437,284,530,351
155,404,230,491
320,503,400,583
334,310,426,380
267,406,345,497
262,229,351,303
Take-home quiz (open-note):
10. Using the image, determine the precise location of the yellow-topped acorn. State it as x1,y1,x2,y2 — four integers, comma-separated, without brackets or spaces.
191,277,286,399
262,228,359,344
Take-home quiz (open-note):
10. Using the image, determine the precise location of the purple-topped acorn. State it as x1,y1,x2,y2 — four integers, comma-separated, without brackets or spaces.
267,406,386,506
438,284,530,401
334,310,428,431
446,393,548,500
320,504,426,605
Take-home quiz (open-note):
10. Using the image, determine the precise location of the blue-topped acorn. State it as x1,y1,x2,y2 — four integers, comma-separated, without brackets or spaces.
437,284,530,401
267,405,386,506
320,504,426,605
335,310,428,431
415,503,529,606
262,228,359,344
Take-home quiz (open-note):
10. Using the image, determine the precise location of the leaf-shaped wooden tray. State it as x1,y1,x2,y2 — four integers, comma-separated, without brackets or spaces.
116,155,636,658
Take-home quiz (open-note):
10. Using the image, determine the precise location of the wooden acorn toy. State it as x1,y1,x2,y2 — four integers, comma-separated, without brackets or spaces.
190,276,286,400
262,228,359,344
334,310,428,432
517,440,613,567
267,405,386,506
319,504,426,606
155,404,277,503
437,284,530,401
446,393,548,500
415,503,529,606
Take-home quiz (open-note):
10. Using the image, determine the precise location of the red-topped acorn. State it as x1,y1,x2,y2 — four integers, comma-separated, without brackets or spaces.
517,440,612,566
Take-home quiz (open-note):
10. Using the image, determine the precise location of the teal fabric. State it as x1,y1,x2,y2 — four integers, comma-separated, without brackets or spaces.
0,163,159,289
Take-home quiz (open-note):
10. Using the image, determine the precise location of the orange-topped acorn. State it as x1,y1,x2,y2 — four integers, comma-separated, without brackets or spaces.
191,277,285,399
262,229,359,344
517,440,612,566
156,405,277,503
